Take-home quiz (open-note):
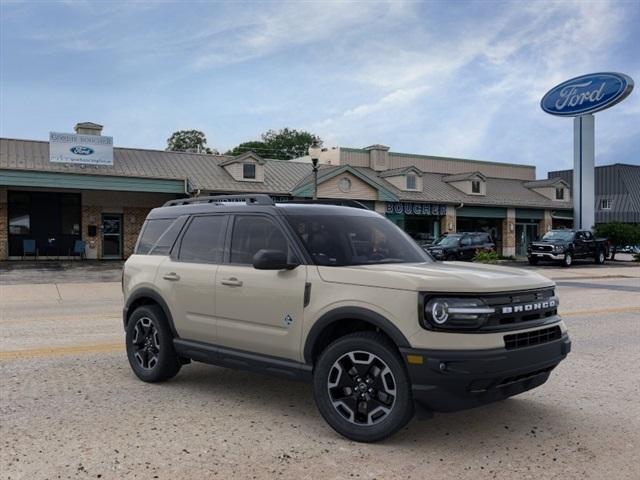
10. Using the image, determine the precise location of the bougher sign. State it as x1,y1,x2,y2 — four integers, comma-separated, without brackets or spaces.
541,72,634,117
49,132,114,166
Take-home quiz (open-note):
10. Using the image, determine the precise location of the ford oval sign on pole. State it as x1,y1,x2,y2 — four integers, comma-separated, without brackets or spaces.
541,72,634,230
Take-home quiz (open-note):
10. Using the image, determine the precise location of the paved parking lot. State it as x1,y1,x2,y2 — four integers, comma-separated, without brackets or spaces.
1,262,639,479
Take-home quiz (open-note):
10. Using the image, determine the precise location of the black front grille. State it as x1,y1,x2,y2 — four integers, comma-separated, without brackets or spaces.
504,326,562,350
533,244,553,252
482,288,558,331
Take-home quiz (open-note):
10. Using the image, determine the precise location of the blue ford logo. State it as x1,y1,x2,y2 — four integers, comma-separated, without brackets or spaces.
70,146,95,155
541,72,633,116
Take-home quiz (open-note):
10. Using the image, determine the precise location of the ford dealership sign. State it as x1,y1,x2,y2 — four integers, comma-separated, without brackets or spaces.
50,132,113,166
541,72,634,116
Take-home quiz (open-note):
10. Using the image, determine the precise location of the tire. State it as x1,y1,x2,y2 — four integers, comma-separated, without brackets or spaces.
561,252,573,268
595,250,606,265
125,304,181,383
528,256,539,265
313,331,414,443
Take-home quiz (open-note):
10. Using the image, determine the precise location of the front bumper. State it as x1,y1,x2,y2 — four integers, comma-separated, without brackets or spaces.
528,251,564,261
400,334,571,413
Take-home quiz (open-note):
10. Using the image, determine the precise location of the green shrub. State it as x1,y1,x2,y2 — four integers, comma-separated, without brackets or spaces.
473,251,501,263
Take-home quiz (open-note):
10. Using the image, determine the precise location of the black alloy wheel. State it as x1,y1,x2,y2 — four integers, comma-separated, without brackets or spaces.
313,332,414,442
125,305,181,382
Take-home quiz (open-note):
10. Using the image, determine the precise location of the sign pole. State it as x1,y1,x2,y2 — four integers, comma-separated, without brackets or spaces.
573,114,595,230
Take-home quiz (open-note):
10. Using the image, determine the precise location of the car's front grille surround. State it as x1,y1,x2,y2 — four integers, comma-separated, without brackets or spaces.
479,288,558,331
419,288,560,333
504,326,562,350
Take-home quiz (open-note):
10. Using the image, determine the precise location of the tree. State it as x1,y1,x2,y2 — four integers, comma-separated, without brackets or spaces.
226,128,322,160
166,130,216,154
594,222,640,260
225,141,268,157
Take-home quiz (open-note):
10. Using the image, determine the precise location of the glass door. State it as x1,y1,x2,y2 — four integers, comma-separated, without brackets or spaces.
516,223,539,257
102,214,123,259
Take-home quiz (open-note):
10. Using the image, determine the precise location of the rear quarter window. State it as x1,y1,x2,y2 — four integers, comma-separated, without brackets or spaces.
135,217,184,255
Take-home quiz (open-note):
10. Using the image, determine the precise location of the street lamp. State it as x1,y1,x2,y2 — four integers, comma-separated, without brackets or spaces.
308,140,322,200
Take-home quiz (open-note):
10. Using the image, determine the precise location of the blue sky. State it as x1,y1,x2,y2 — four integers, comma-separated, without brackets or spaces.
1,0,638,177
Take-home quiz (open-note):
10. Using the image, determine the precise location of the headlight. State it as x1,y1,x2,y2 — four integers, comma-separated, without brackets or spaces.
554,245,564,252
423,297,495,330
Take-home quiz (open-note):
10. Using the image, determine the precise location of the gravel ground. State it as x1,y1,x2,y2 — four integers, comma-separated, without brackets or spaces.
1,268,639,479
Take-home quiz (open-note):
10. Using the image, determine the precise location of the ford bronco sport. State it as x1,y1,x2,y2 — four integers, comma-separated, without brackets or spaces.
122,195,571,442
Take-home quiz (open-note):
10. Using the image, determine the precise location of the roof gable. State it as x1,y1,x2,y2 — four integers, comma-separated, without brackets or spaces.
443,171,486,183
219,151,266,166
291,164,398,201
378,166,423,178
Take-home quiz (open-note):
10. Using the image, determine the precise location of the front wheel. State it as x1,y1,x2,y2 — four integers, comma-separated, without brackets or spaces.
595,250,606,265
561,252,573,268
313,332,414,443
528,256,539,265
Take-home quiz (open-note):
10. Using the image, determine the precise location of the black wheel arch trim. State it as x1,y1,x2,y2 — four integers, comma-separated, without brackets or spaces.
123,287,179,338
303,306,411,364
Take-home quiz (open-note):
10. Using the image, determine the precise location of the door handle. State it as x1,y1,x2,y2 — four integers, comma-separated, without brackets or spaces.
221,277,243,287
162,272,181,281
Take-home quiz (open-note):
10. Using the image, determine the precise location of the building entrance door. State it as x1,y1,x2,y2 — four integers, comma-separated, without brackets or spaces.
516,223,538,257
102,214,123,259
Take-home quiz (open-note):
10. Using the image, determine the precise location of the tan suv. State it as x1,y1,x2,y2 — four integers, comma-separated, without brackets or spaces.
122,195,571,442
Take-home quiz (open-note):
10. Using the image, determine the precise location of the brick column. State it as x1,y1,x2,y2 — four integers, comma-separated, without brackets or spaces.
539,210,553,236
82,205,102,259
0,189,7,260
123,207,150,258
440,205,457,234
501,208,516,257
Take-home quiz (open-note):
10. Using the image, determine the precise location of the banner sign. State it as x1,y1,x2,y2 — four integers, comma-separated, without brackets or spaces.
540,72,634,117
49,132,114,166
386,202,447,216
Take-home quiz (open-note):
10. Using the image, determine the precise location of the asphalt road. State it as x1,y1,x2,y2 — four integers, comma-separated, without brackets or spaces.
1,266,639,479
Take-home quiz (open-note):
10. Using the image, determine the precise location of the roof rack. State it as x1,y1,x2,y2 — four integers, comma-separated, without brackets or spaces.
163,194,274,207
277,199,370,210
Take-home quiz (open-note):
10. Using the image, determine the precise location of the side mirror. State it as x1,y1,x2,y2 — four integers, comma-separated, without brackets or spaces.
253,249,298,270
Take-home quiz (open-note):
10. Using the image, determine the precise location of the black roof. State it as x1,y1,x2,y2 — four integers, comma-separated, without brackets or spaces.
147,195,378,220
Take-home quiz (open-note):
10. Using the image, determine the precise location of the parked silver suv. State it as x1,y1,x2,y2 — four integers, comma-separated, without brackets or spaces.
122,195,571,442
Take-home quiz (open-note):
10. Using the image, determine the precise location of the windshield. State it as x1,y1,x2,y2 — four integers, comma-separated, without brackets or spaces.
285,214,431,266
542,231,574,241
434,235,461,247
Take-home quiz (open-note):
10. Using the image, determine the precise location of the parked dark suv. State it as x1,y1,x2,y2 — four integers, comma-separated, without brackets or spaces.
427,232,496,261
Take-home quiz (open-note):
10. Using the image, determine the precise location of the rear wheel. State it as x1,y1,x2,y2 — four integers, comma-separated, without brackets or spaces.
561,252,573,268
313,332,414,443
125,305,181,383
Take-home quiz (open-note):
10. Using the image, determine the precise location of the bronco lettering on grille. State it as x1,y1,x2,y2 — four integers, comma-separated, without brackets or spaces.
501,299,556,315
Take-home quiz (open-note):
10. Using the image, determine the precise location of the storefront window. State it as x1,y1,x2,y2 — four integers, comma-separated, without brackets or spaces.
60,194,81,235
8,192,30,234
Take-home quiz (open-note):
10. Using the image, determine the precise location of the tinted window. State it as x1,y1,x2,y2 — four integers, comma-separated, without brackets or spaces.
460,236,472,247
243,163,256,179
136,219,174,254
285,214,429,266
230,216,290,264
149,216,187,255
179,215,226,263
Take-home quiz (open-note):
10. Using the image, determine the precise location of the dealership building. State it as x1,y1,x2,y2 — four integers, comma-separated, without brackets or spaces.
0,122,574,261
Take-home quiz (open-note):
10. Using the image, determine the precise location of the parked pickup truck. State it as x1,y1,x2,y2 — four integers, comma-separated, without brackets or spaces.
528,230,609,267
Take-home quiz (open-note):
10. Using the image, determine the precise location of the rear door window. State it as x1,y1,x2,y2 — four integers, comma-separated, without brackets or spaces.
178,215,227,263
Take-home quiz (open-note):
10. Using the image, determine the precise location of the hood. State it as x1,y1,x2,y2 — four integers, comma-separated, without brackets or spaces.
317,262,554,293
